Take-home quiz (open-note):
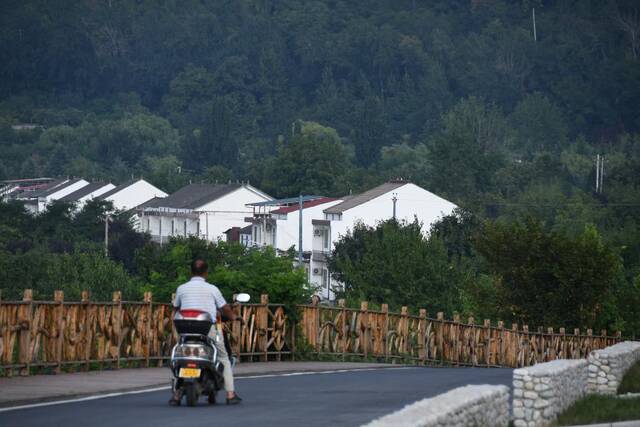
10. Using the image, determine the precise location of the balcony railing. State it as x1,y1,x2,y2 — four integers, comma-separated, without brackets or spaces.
312,250,330,262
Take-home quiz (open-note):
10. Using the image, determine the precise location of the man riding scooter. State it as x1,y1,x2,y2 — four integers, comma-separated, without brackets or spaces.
170,258,243,405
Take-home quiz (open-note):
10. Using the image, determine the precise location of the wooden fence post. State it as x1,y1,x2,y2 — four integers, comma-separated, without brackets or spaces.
337,299,346,360
523,325,530,366
559,327,566,359
436,312,444,364
112,291,122,369
509,323,518,367
143,291,152,368
452,312,461,365
400,306,409,355
360,301,369,359
311,295,320,353
497,320,504,366
81,291,91,371
19,289,33,376
232,296,242,361
547,327,554,361
418,309,427,364
381,304,389,362
483,319,491,366
467,316,475,366
54,291,64,374
258,294,269,361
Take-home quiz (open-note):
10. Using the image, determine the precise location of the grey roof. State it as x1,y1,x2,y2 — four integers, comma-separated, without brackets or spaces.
136,196,165,209
22,179,67,198
247,195,324,207
31,178,85,198
58,182,110,202
98,179,138,200
142,183,242,210
323,181,408,214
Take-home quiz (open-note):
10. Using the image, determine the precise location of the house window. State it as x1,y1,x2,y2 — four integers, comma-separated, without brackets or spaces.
146,218,150,232
183,220,187,236
325,213,342,221
322,228,330,251
322,269,329,290
253,225,261,245
171,219,175,236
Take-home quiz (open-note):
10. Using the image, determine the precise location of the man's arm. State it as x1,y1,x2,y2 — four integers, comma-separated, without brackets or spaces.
213,287,239,321
221,304,238,322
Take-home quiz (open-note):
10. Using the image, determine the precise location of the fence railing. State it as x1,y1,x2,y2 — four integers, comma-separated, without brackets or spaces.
0,290,292,376
0,291,620,376
300,299,621,368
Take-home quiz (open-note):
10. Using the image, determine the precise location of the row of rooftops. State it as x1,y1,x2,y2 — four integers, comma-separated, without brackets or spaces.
4,177,137,202
3,175,413,216
1,177,169,213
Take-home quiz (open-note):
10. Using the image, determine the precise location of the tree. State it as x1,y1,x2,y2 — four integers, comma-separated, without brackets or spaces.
329,219,466,314
353,96,387,166
475,219,624,330
426,97,509,199
260,121,352,197
136,238,309,307
510,93,568,155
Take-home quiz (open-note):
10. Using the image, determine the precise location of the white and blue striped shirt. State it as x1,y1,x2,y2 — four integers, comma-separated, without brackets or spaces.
173,276,227,321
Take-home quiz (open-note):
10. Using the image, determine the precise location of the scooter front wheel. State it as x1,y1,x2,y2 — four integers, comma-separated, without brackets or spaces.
185,384,199,407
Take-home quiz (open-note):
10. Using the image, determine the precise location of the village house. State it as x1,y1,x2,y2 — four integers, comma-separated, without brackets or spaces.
244,181,457,301
16,178,90,214
58,182,116,211
98,178,167,211
137,182,272,243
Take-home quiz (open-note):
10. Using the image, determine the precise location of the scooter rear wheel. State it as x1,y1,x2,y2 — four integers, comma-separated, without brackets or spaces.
185,384,199,407
207,391,216,405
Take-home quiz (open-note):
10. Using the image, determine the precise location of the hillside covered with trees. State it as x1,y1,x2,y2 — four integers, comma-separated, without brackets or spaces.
1,1,640,333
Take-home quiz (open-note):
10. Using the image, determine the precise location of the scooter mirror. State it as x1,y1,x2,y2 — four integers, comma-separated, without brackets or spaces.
235,293,251,303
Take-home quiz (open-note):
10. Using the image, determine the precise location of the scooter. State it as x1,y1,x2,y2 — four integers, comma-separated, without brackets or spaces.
169,293,250,406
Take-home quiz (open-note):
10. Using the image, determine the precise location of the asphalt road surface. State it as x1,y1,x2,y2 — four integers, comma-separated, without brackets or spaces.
1,367,512,427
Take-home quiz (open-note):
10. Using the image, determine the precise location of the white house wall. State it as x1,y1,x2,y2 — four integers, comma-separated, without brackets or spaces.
197,186,271,242
329,183,457,244
315,183,457,301
105,180,167,211
272,200,343,252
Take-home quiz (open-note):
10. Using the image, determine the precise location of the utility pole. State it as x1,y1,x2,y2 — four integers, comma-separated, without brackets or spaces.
298,194,303,266
595,154,605,194
104,213,110,257
532,8,537,42
392,193,398,220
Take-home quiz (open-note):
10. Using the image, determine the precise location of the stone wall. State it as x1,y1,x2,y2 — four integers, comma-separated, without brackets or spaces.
364,384,510,427
588,341,640,395
512,359,588,427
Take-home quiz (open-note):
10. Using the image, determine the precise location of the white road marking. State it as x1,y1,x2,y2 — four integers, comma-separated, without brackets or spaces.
0,367,413,413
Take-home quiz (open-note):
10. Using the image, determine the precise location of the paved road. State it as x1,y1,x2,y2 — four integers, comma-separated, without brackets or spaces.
0,367,512,427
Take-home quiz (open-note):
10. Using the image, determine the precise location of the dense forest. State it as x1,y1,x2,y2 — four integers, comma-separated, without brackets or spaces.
1,1,640,332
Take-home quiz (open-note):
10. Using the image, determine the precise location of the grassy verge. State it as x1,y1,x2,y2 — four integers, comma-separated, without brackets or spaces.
554,395,640,426
618,361,640,394
554,361,640,426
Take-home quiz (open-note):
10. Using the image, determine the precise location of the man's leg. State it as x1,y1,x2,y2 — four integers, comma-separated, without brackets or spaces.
209,327,241,403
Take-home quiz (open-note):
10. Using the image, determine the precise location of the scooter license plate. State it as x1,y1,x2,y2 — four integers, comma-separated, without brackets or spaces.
178,368,201,378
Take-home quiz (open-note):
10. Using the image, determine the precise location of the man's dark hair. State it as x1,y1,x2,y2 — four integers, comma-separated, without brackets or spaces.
191,258,208,275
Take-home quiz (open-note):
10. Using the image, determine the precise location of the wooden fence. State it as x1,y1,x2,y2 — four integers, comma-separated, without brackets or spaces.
0,290,292,376
300,299,621,368
0,291,620,376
